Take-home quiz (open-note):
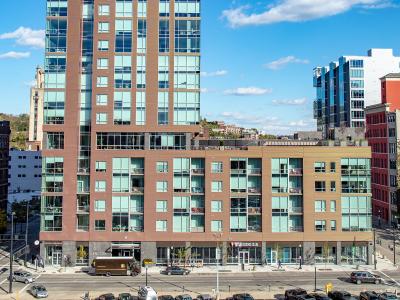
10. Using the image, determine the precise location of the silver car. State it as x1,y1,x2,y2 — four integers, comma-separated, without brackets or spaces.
30,285,48,298
11,271,35,284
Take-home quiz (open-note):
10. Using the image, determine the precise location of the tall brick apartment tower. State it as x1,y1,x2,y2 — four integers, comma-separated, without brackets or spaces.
41,0,373,267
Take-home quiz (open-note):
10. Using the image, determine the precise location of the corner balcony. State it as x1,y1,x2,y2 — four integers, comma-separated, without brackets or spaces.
191,207,205,214
289,226,303,232
289,168,303,176
191,168,205,175
191,187,205,194
248,187,262,194
248,207,262,214
131,187,144,194
289,187,303,194
131,168,144,175
248,168,262,175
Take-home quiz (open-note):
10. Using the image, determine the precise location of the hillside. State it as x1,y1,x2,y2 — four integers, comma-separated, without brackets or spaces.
0,113,29,150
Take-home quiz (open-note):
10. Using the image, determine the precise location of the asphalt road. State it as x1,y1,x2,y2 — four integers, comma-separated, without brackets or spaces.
1,270,400,299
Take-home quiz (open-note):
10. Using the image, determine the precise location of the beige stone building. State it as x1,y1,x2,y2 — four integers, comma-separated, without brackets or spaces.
27,66,44,151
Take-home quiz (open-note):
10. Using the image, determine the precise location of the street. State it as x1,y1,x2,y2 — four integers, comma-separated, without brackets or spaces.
0,270,400,300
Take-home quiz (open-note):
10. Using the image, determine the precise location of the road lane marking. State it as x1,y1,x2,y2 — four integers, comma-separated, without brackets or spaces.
19,274,41,295
378,271,400,286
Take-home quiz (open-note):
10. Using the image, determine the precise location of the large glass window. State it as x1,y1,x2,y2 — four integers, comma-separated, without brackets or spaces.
175,20,200,53
114,91,131,125
341,196,372,232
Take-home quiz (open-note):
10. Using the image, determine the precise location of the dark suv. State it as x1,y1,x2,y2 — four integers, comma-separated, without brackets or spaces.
285,289,307,300
232,294,254,300
328,291,358,300
360,292,379,300
379,293,398,300
350,271,382,284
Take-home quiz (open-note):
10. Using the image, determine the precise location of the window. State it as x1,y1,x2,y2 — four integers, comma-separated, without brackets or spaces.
157,161,168,173
212,181,223,192
211,162,223,173
156,200,167,212
96,113,107,124
95,161,106,172
315,220,326,232
116,0,133,17
95,200,106,212
211,220,223,232
314,162,326,173
114,91,131,125
330,200,336,212
156,220,167,232
315,181,326,192
97,76,108,87
330,220,337,231
97,58,108,69
156,181,168,192
95,220,106,231
98,40,109,51
98,4,110,16
96,94,108,106
95,180,106,192
330,162,336,173
315,200,326,212
330,181,336,192
98,22,109,33
211,200,222,212
46,132,64,149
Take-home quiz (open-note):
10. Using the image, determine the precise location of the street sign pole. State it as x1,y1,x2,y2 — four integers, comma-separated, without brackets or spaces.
9,213,15,294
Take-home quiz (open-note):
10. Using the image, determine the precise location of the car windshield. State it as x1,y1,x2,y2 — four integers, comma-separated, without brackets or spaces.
37,287,46,292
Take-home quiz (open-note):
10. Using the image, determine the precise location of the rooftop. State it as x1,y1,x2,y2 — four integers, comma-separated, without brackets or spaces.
381,73,400,79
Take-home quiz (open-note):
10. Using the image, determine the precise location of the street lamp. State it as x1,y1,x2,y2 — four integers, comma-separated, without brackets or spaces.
214,233,223,300
170,246,174,268
24,201,29,267
298,244,302,270
9,212,15,294
378,209,382,227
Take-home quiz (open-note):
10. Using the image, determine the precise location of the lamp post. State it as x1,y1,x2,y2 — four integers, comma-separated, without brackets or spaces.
24,201,29,267
214,233,223,300
298,244,302,270
170,246,174,268
9,212,15,294
378,209,382,227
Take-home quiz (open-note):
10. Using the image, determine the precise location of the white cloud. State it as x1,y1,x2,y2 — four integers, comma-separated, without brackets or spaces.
272,98,307,105
222,0,392,27
265,56,309,70
220,111,278,125
224,87,272,96
0,27,45,48
201,70,228,77
0,51,30,59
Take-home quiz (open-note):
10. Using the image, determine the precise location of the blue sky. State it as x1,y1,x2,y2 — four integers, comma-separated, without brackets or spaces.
0,0,399,134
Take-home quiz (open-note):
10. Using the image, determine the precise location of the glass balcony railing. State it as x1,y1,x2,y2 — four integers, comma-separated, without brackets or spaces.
191,207,205,214
131,168,144,175
288,207,303,213
289,187,302,194
191,187,205,194
191,226,205,233
248,187,261,194
248,168,262,175
41,207,63,213
289,168,303,175
131,187,144,193
248,207,262,214
289,226,303,232
191,168,205,175
76,205,90,213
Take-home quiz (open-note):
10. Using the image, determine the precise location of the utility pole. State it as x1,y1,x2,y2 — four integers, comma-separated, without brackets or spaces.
373,229,377,270
24,202,29,267
9,212,15,294
314,266,317,292
393,229,396,266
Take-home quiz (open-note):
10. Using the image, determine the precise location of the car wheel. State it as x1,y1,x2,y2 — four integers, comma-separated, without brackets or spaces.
185,271,189,275
106,272,111,277
375,279,380,284
357,279,361,285
25,279,29,284
168,272,171,275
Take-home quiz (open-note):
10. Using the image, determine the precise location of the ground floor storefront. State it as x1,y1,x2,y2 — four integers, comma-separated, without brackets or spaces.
40,240,373,267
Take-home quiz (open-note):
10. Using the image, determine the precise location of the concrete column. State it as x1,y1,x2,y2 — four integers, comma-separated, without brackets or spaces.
261,242,267,265
62,241,76,267
303,242,315,265
367,242,374,265
89,241,111,264
185,241,191,259
336,242,342,265
144,133,150,150
141,242,157,265
221,242,228,266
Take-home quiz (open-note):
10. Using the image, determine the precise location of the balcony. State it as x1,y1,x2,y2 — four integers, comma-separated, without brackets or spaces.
248,207,262,214
248,168,262,175
288,207,303,214
289,226,303,232
77,167,90,174
191,168,205,175
191,187,205,194
272,187,288,193
272,169,288,175
131,187,144,194
130,207,144,214
230,169,247,175
174,208,190,214
289,168,303,176
77,225,89,232
77,205,90,214
131,168,144,175
191,207,205,214
191,226,205,233
248,187,261,194
130,226,144,232
248,225,262,232
42,207,63,214
289,188,303,194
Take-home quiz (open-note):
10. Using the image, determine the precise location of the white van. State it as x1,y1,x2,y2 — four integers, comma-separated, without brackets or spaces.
138,286,157,300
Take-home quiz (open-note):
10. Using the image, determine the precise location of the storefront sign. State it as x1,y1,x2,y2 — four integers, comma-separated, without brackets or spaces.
231,242,260,248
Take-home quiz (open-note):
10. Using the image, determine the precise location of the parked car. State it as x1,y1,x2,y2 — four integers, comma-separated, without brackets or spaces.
285,289,307,300
29,285,48,298
158,296,175,300
232,294,255,300
119,293,134,300
328,291,358,300
175,295,193,300
295,295,316,300
10,270,35,284
308,293,332,300
196,294,213,300
360,292,379,300
350,271,382,284
138,286,157,300
379,293,398,300
96,294,116,300
161,266,190,275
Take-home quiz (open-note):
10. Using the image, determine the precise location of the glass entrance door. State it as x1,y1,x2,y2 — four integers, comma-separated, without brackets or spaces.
52,252,62,266
271,251,278,264
239,251,250,264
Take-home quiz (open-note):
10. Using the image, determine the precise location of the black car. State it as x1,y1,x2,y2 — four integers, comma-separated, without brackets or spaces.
379,293,398,300
285,289,307,300
232,294,254,300
161,266,190,275
350,271,382,284
119,293,134,300
295,295,315,300
159,296,175,300
308,293,332,300
97,294,116,300
175,295,192,300
328,291,358,300
360,292,379,300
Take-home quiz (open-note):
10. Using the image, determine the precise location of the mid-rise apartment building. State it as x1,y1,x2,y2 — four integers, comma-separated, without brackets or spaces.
366,73,400,226
313,49,400,138
40,0,373,267
27,67,45,151
0,121,10,232
8,149,42,204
